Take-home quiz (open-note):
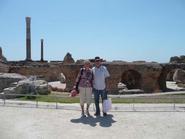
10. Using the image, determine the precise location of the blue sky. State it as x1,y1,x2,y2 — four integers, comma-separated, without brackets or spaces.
0,0,185,62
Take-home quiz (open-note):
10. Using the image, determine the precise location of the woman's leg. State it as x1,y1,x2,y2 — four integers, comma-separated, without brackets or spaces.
86,104,90,116
79,87,85,117
86,87,92,116
80,104,85,116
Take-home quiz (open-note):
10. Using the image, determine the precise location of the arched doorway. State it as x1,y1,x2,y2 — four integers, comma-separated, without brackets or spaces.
121,70,142,89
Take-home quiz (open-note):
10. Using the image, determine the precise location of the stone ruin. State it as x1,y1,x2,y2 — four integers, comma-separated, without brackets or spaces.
0,47,7,63
170,55,185,63
0,47,9,73
5,58,185,94
1,17,185,94
63,52,75,64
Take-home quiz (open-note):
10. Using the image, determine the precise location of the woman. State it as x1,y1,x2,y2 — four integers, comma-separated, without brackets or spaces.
74,60,93,117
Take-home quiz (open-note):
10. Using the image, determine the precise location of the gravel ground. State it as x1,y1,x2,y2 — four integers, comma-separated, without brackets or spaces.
0,105,185,139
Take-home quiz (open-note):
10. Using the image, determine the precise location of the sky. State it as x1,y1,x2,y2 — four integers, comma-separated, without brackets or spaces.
0,0,185,63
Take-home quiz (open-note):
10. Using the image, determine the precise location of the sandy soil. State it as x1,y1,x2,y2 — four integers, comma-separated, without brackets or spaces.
0,106,185,139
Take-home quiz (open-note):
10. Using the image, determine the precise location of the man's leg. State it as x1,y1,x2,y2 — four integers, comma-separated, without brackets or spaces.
93,89,100,116
101,90,108,116
102,90,108,100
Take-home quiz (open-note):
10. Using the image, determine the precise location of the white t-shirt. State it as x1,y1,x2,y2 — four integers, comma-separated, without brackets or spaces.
92,65,110,90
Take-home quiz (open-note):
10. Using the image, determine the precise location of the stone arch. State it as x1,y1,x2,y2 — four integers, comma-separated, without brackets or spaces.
121,70,142,89
158,67,180,92
166,70,175,81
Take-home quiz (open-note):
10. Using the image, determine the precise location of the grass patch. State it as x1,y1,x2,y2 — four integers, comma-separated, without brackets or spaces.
19,95,80,103
18,94,185,103
111,97,185,103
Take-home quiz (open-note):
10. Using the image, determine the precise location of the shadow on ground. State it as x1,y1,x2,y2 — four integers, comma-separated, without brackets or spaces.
70,114,116,127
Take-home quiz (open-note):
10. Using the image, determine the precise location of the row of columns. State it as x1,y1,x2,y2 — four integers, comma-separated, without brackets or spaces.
25,17,44,62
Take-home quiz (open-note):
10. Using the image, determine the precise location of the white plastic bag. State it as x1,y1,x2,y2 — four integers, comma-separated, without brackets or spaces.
103,98,112,113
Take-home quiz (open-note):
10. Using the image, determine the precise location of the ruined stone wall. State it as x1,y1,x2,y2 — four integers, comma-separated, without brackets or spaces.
106,63,163,93
8,61,165,93
8,62,61,81
161,63,185,81
0,62,9,73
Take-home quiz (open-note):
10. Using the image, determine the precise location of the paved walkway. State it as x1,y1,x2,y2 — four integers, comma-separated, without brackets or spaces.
0,104,185,139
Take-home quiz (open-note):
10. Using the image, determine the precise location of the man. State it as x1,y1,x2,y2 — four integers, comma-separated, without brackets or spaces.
92,56,110,116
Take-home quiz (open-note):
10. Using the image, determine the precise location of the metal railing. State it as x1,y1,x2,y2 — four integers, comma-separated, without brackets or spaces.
0,93,70,109
0,93,185,112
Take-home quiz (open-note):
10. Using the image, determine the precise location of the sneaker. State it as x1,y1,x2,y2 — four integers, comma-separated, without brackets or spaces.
103,112,107,117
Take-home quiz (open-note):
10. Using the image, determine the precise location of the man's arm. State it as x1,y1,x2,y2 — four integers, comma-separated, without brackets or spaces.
104,66,110,90
105,77,109,91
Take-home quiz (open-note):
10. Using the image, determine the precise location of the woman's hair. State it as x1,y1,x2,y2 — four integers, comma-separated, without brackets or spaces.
83,60,91,65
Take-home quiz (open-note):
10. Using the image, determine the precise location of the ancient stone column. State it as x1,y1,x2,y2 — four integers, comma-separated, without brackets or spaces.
40,39,44,61
26,17,32,61
0,47,2,59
